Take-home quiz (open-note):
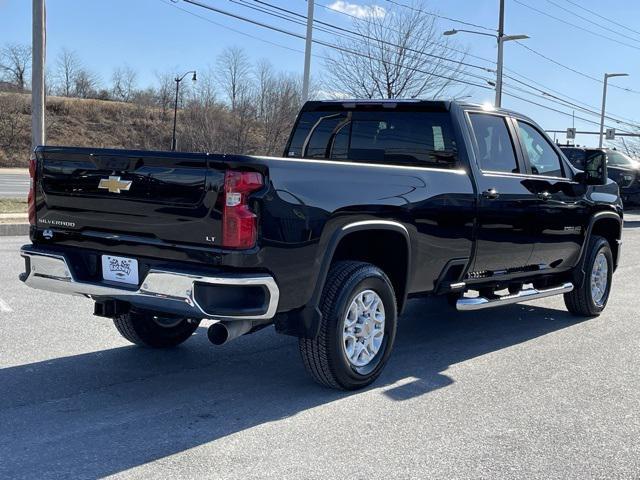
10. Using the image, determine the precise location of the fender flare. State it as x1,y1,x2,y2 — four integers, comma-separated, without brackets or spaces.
275,220,412,339
574,211,622,285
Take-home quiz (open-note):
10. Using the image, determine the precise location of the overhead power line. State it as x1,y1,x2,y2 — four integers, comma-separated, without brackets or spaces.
503,76,640,130
240,0,495,74
314,0,498,68
227,0,497,87
502,89,634,133
180,0,495,91
545,0,640,45
238,0,495,81
382,0,496,32
512,0,640,52
513,41,640,95
167,0,637,132
314,0,640,120
160,0,307,54
563,0,640,38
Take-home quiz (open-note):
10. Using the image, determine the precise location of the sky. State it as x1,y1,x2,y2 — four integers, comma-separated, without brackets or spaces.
1,0,639,147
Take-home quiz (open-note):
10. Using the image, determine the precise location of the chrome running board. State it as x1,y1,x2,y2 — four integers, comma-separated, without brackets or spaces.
456,282,574,311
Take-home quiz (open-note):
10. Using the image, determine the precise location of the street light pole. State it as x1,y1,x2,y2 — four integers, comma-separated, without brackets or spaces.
599,72,629,148
443,1,527,109
302,0,314,103
31,0,46,150
495,0,505,108
171,70,196,152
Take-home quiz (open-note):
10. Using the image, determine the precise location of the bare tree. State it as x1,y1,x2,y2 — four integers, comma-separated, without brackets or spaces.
257,71,302,155
0,43,31,91
154,71,175,119
54,48,82,97
255,59,275,120
191,66,217,109
324,2,469,99
0,94,28,149
111,65,137,102
73,68,100,98
216,46,252,110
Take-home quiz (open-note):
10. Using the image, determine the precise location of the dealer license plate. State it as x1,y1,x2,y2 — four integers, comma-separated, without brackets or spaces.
102,255,139,285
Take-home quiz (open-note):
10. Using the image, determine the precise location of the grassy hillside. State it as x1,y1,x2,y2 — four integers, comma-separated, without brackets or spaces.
0,93,177,167
0,89,297,167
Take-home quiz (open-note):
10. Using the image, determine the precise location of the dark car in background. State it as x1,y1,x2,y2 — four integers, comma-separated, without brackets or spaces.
560,146,640,205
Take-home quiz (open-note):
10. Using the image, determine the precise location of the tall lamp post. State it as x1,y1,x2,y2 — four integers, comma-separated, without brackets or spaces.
171,70,197,152
599,72,629,148
443,28,528,108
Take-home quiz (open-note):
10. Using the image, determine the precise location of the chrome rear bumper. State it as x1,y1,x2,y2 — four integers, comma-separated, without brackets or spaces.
20,247,279,321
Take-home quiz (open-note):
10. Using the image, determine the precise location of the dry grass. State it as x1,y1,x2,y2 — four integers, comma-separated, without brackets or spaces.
0,93,172,167
0,198,27,214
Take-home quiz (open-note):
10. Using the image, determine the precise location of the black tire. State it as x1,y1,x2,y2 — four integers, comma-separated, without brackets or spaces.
113,311,200,348
564,235,613,316
299,261,398,390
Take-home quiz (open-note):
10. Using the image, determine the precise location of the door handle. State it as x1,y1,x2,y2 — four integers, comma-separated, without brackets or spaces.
537,191,552,201
482,188,499,200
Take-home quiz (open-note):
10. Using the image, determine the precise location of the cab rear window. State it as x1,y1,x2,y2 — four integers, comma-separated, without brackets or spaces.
286,110,459,169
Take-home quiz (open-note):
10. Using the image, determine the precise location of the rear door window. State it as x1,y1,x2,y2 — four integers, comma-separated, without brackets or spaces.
468,113,519,173
287,109,459,169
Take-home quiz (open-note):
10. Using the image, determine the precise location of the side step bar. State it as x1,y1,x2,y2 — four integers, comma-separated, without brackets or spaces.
456,282,574,311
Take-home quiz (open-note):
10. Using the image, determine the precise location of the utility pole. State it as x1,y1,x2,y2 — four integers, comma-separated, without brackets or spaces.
31,0,46,150
302,0,314,103
495,0,505,108
599,72,629,148
443,0,527,108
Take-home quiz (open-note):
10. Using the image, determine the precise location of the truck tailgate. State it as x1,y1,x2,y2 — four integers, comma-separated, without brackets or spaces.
35,147,224,249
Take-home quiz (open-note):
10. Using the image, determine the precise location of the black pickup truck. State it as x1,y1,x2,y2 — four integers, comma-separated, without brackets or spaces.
20,100,623,390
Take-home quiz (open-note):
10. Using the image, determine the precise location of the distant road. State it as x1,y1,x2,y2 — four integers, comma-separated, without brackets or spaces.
0,172,29,198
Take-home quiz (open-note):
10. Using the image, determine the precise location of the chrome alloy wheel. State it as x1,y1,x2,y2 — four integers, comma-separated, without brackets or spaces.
342,289,385,368
590,251,609,306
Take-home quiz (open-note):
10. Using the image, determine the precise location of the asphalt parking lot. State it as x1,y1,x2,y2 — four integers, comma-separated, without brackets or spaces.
1,216,640,479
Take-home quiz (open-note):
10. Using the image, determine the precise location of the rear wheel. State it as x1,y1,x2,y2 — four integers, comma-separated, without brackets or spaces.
564,235,613,316
113,311,200,348
299,261,398,390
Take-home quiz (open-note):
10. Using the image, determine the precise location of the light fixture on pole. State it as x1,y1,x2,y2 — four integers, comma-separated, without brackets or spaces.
171,70,197,152
443,0,528,108
599,72,629,148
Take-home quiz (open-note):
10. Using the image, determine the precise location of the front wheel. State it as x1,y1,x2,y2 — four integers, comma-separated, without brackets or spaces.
564,235,613,316
113,311,200,348
299,261,398,390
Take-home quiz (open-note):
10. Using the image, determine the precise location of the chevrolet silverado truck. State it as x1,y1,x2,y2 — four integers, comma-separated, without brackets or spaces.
20,100,623,390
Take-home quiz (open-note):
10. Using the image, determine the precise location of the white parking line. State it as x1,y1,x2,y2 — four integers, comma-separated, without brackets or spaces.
0,298,13,312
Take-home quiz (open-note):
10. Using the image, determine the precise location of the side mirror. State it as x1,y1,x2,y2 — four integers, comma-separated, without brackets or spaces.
579,152,608,185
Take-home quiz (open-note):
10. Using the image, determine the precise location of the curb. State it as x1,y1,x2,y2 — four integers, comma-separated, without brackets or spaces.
0,223,29,236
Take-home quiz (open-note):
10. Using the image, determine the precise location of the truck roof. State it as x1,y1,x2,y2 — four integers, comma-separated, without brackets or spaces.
303,99,527,119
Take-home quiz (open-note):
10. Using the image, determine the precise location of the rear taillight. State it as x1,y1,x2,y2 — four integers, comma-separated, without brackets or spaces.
222,170,263,249
27,155,37,225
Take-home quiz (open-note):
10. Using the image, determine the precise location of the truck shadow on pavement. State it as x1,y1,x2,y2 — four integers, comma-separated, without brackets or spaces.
0,297,584,479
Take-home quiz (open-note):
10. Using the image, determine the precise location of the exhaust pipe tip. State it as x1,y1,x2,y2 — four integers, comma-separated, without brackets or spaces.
207,322,230,345
207,320,254,345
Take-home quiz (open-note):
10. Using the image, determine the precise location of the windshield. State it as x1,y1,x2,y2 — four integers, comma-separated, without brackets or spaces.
607,150,637,167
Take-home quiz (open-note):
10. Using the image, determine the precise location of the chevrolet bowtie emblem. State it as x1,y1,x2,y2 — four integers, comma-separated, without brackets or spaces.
98,176,132,194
